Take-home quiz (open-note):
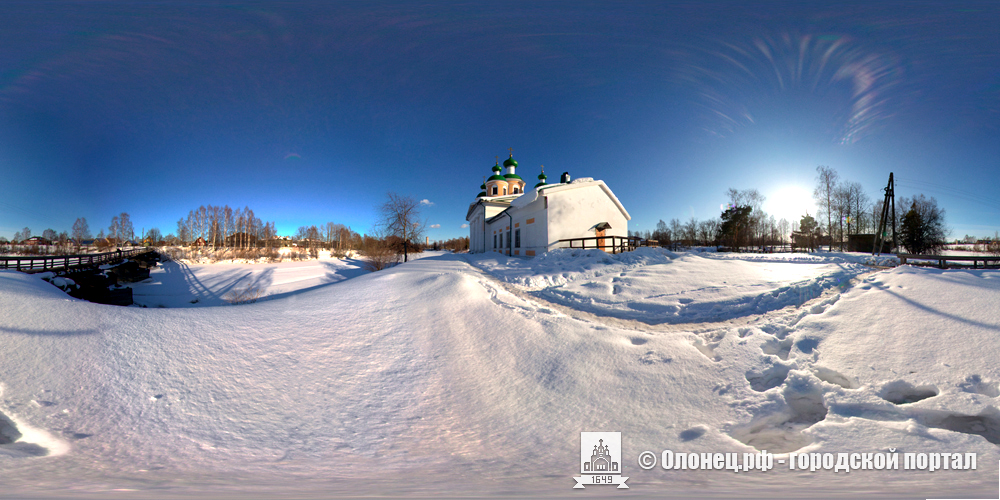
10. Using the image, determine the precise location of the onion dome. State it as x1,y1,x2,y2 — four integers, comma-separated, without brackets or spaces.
503,154,517,168
487,160,505,181
534,168,547,188
503,173,523,180
477,191,487,198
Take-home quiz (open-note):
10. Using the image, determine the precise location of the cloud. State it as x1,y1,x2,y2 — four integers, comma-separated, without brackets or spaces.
420,199,434,206
460,224,469,228
430,224,441,228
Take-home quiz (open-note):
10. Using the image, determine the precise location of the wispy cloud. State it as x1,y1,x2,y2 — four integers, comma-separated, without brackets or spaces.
430,224,441,228
460,224,469,228
420,199,434,206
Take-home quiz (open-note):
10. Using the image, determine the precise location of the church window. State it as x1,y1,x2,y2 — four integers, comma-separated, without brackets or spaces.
515,229,520,248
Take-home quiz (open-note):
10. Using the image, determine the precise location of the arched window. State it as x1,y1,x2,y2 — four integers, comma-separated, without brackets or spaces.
491,186,498,195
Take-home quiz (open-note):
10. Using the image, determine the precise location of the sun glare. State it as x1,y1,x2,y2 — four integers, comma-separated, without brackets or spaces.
765,185,816,223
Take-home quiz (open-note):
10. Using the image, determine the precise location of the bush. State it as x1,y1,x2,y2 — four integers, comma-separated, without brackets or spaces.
223,284,264,304
361,237,399,271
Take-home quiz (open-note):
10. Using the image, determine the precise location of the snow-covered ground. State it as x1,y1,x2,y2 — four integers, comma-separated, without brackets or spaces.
1,249,998,499
130,255,371,308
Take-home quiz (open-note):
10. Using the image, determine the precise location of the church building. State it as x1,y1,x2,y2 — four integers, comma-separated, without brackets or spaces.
466,153,631,256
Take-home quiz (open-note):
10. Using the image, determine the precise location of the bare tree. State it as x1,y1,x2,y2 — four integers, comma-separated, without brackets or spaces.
145,228,163,246
683,217,698,245
111,212,134,246
376,192,424,262
814,166,840,250
846,182,871,234
698,219,717,246
13,227,30,243
72,218,91,248
669,218,683,247
777,218,791,245
109,215,119,244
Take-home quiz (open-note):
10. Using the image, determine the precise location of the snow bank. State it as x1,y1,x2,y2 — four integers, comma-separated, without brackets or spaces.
467,246,679,288
470,249,875,324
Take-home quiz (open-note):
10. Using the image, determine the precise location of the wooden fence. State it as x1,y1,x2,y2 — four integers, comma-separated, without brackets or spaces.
558,236,642,254
0,248,153,272
897,253,1000,269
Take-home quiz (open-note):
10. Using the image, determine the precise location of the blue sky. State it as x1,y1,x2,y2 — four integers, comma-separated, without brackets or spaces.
1,2,998,242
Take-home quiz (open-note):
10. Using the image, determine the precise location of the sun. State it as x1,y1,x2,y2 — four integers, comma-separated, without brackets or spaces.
764,185,816,223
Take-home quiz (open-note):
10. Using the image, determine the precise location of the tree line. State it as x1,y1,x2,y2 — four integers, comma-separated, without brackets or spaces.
631,165,949,254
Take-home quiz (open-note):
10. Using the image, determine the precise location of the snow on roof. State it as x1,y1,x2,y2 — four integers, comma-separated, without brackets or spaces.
507,178,631,220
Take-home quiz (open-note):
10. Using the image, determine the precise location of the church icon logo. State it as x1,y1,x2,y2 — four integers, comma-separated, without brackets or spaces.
573,431,629,489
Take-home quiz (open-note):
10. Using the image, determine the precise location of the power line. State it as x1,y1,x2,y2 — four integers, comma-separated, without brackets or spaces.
0,200,74,233
894,177,997,210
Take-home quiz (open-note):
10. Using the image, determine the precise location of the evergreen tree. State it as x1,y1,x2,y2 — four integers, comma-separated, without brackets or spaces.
898,195,946,254
718,205,752,251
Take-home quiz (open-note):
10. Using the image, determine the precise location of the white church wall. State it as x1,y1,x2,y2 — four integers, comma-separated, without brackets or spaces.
510,197,547,257
545,183,629,251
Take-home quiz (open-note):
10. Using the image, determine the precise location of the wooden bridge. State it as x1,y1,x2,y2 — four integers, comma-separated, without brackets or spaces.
0,248,154,272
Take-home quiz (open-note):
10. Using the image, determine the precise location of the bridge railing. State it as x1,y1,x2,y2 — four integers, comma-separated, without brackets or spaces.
897,253,1000,269
0,248,153,272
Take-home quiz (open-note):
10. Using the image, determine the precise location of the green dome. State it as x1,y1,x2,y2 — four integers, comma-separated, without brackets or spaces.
488,174,506,181
492,163,501,172
537,171,547,180
480,183,486,190
477,191,487,198
503,155,517,168
534,182,546,188
503,173,523,180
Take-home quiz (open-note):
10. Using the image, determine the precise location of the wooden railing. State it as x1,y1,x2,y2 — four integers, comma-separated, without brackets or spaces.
558,236,642,254
0,248,154,272
897,253,1000,269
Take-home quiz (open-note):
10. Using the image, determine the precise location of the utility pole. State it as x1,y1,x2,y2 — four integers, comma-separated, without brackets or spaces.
872,172,897,255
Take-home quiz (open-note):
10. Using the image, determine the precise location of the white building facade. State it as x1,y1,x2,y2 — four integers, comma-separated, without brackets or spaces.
466,154,631,256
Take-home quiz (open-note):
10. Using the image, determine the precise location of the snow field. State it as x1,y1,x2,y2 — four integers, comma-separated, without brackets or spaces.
0,249,998,498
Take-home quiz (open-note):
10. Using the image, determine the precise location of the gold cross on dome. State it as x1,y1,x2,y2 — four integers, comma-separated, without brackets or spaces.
508,147,513,156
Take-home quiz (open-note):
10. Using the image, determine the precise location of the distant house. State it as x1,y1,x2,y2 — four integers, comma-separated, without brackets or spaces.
23,236,51,246
224,232,259,247
193,237,207,247
466,154,630,256
94,237,115,249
